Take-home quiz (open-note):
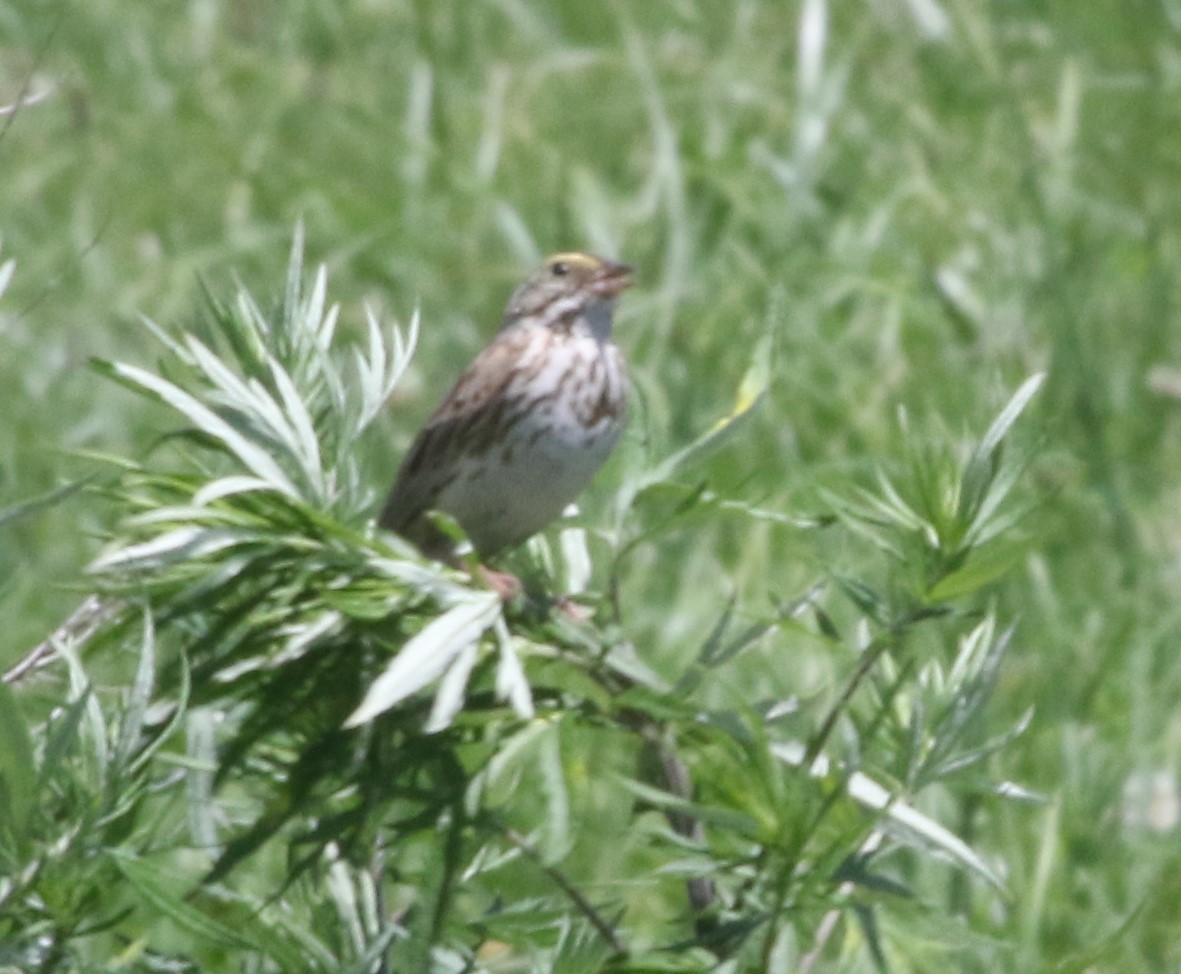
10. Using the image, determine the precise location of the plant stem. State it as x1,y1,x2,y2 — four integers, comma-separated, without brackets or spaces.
499,822,627,956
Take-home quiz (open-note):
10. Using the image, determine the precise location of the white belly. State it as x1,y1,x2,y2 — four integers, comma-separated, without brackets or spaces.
433,336,627,554
435,394,625,554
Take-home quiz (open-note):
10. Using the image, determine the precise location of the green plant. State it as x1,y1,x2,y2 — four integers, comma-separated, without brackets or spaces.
2,236,1041,971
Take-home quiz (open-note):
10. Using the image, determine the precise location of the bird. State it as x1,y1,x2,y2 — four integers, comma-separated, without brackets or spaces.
380,252,632,571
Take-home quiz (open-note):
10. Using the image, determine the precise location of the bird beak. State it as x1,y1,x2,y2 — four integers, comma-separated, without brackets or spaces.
593,261,635,298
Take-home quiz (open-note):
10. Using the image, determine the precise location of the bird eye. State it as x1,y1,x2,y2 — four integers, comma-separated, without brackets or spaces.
550,260,569,277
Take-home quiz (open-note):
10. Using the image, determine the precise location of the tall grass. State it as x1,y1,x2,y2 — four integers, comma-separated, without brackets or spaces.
3,0,1181,969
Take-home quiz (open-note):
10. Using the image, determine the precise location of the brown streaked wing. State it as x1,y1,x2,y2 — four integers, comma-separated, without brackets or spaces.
379,325,540,536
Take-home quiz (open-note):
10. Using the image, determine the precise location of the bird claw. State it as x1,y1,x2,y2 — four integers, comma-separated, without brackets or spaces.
474,565,594,621
477,565,524,602
552,596,595,622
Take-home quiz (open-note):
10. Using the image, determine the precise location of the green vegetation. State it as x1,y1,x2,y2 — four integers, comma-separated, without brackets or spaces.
2,1,1179,970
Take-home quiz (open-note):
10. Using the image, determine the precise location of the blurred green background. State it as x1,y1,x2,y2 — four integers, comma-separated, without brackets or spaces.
4,0,1181,967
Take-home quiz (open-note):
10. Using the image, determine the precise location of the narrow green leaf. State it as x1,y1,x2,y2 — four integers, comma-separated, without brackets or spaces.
871,472,929,533
473,719,555,813
960,373,1045,520
495,619,535,719
0,681,36,856
354,304,419,432
231,288,272,361
192,476,284,505
283,221,306,338
946,614,997,691
644,332,771,484
963,443,1037,548
977,372,1045,461
558,522,592,595
184,334,267,413
278,610,344,662
0,481,85,530
303,263,330,349
185,335,313,490
113,607,156,773
537,726,571,863
112,852,248,948
129,652,189,778
111,850,311,968
344,593,501,728
616,776,763,836
326,850,368,955
268,355,324,494
102,360,299,498
603,640,672,692
139,312,193,361
51,636,108,769
90,526,248,573
925,543,1025,602
772,742,1005,890
424,641,480,733
37,692,90,791
857,773,1004,889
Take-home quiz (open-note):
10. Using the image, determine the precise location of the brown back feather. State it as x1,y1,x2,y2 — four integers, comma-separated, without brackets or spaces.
379,325,537,539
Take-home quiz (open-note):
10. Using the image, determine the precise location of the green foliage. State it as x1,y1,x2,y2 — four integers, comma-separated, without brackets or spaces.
2,239,1038,971
0,610,182,969
4,0,1181,970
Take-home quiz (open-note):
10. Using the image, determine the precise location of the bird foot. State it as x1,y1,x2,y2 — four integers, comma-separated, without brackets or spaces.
477,565,524,602
473,564,595,621
552,596,595,622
